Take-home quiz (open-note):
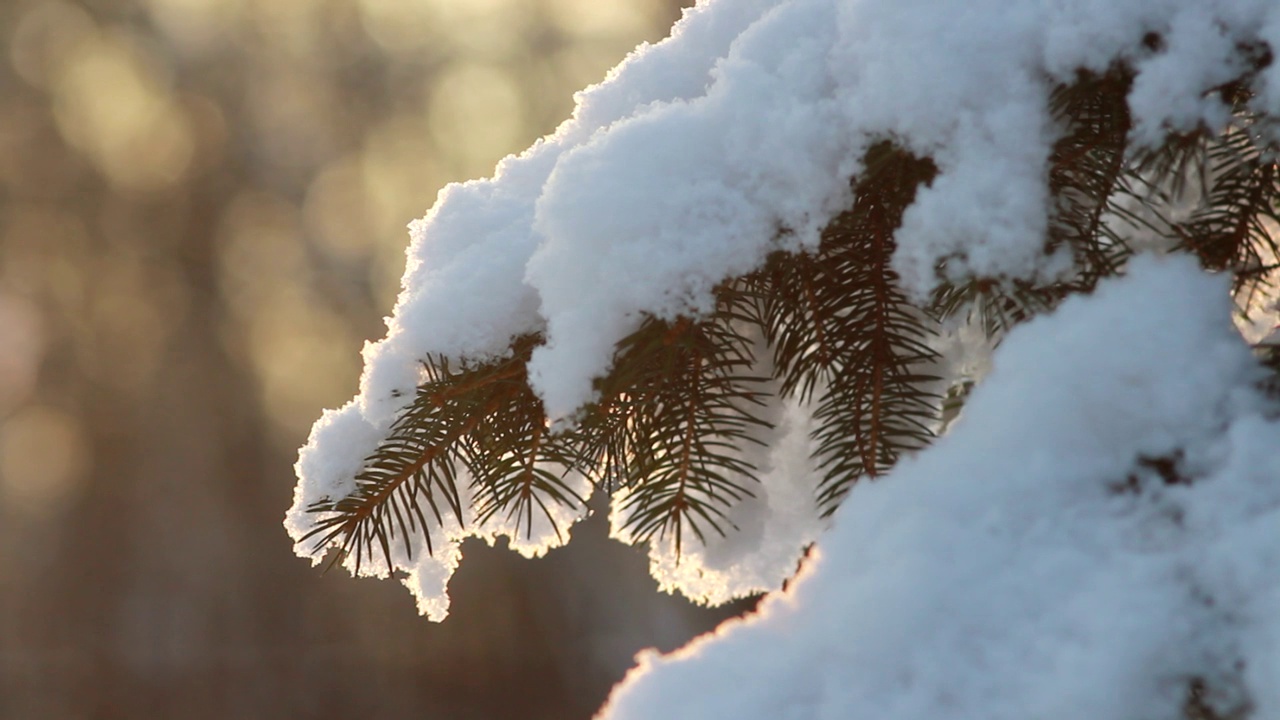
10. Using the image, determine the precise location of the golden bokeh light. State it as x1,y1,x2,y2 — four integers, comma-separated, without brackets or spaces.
304,155,374,263
247,284,364,443
0,294,44,417
545,0,659,38
0,404,90,520
361,114,445,237
247,0,329,59
143,0,247,57
243,67,344,176
0,204,89,301
356,0,441,54
427,61,525,175
7,0,96,89
50,30,195,192
422,0,532,58
82,246,184,391
216,190,308,318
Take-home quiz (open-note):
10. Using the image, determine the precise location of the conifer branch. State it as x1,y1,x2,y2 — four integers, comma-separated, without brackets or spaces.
1173,124,1280,297
463,348,588,542
298,49,1280,580
299,335,585,572
1046,66,1135,286
934,71,1140,335
757,143,943,514
587,295,771,553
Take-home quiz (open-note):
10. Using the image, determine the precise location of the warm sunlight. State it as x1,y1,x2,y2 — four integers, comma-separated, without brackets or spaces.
0,0,708,717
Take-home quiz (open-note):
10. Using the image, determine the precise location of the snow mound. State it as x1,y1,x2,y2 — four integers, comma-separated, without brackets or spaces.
599,256,1280,720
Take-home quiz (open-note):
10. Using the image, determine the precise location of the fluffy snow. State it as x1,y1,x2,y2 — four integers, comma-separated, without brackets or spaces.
609,395,825,606
289,0,1280,620
599,256,1280,720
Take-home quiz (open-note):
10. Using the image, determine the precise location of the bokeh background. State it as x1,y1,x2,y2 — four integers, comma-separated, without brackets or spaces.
0,0,756,717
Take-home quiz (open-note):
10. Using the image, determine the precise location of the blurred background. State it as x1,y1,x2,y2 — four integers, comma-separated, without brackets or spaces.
0,0,757,717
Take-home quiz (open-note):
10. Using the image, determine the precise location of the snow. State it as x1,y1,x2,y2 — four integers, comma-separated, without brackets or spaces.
288,0,1280,624
610,394,825,606
598,256,1280,720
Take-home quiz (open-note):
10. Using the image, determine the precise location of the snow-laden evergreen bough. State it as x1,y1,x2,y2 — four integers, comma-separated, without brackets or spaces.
288,0,1280,714
601,255,1280,720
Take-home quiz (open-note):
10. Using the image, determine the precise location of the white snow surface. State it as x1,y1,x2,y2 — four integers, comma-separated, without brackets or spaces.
288,0,1280,617
599,256,1280,720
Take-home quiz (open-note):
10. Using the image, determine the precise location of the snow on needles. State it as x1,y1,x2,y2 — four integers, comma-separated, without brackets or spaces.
599,256,1280,720
289,0,1280,617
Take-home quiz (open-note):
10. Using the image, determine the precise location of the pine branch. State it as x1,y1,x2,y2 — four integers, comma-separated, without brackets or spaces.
1046,66,1135,286
299,334,584,572
300,46,1280,576
1126,39,1279,298
1174,124,1280,295
462,349,588,542
586,295,771,553
935,67,1213,336
931,275,1067,341
758,143,943,514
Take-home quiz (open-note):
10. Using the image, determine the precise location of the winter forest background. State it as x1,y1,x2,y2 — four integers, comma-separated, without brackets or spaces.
0,0,753,717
